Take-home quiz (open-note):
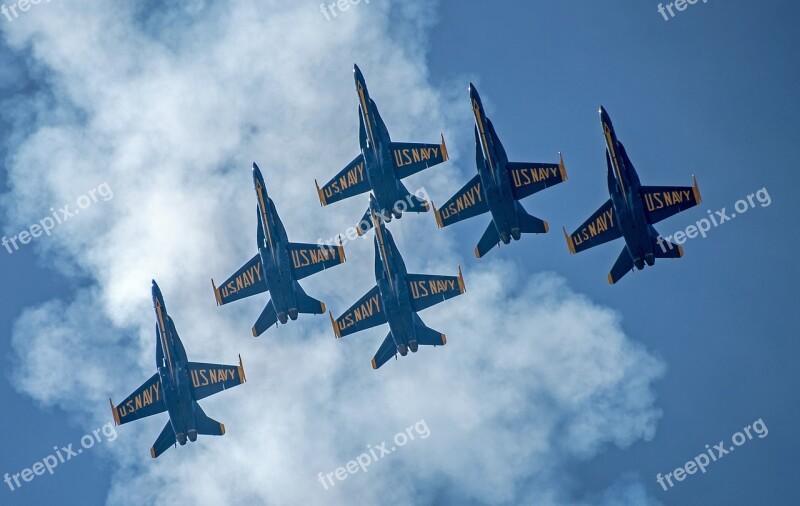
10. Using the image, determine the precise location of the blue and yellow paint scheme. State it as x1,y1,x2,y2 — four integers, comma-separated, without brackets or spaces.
563,106,702,284
330,194,465,369
315,64,448,234
109,281,246,458
434,84,567,258
213,163,346,335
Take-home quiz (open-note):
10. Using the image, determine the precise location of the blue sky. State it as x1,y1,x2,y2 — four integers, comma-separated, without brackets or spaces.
1,1,797,505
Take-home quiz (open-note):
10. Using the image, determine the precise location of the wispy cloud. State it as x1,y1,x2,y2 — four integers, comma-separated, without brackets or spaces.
2,1,664,504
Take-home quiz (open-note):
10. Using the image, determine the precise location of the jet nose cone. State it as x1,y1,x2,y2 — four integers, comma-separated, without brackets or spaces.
599,106,611,123
151,280,163,302
468,82,480,100
252,162,264,181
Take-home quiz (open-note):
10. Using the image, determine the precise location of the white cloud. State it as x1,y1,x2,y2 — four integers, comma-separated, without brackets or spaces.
3,1,664,504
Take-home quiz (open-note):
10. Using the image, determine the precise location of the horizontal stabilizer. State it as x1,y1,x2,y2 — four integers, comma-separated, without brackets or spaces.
292,281,327,315
213,254,268,306
653,236,684,259
150,421,176,459
317,154,370,206
413,313,447,347
515,202,549,234
608,248,634,285
193,402,226,437
189,356,247,401
371,332,397,370
475,222,501,258
252,299,278,336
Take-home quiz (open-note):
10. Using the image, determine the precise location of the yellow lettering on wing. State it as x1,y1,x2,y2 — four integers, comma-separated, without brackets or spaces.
644,189,694,212
119,381,162,420
393,147,440,169
339,293,381,331
440,182,483,221
573,207,615,246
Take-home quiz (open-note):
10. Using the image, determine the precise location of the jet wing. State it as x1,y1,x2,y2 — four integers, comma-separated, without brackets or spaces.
640,177,702,224
213,254,268,306
564,199,621,254
390,136,449,179
110,373,166,426
189,356,247,401
331,285,386,338
288,241,346,281
434,175,489,228
506,154,567,200
316,154,370,206
407,269,466,312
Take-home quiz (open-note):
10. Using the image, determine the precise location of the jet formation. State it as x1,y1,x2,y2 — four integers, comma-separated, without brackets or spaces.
111,64,703,457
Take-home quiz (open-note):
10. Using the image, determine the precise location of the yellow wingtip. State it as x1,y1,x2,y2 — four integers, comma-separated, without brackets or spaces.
608,273,615,285
543,220,550,233
315,179,327,206
150,447,156,459
371,358,378,369
211,279,222,306
338,238,346,262
238,354,247,383
474,246,481,259
109,398,120,426
433,203,444,228
678,245,685,257
440,133,449,161
563,227,576,254
330,311,341,338
220,423,226,436
251,327,258,337
559,152,567,181
441,334,447,345
457,265,466,293
692,175,702,204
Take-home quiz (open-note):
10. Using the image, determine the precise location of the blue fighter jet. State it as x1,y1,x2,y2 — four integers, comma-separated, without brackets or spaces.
434,84,567,258
213,163,347,335
330,195,466,369
315,64,449,234
563,106,702,284
110,281,246,458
